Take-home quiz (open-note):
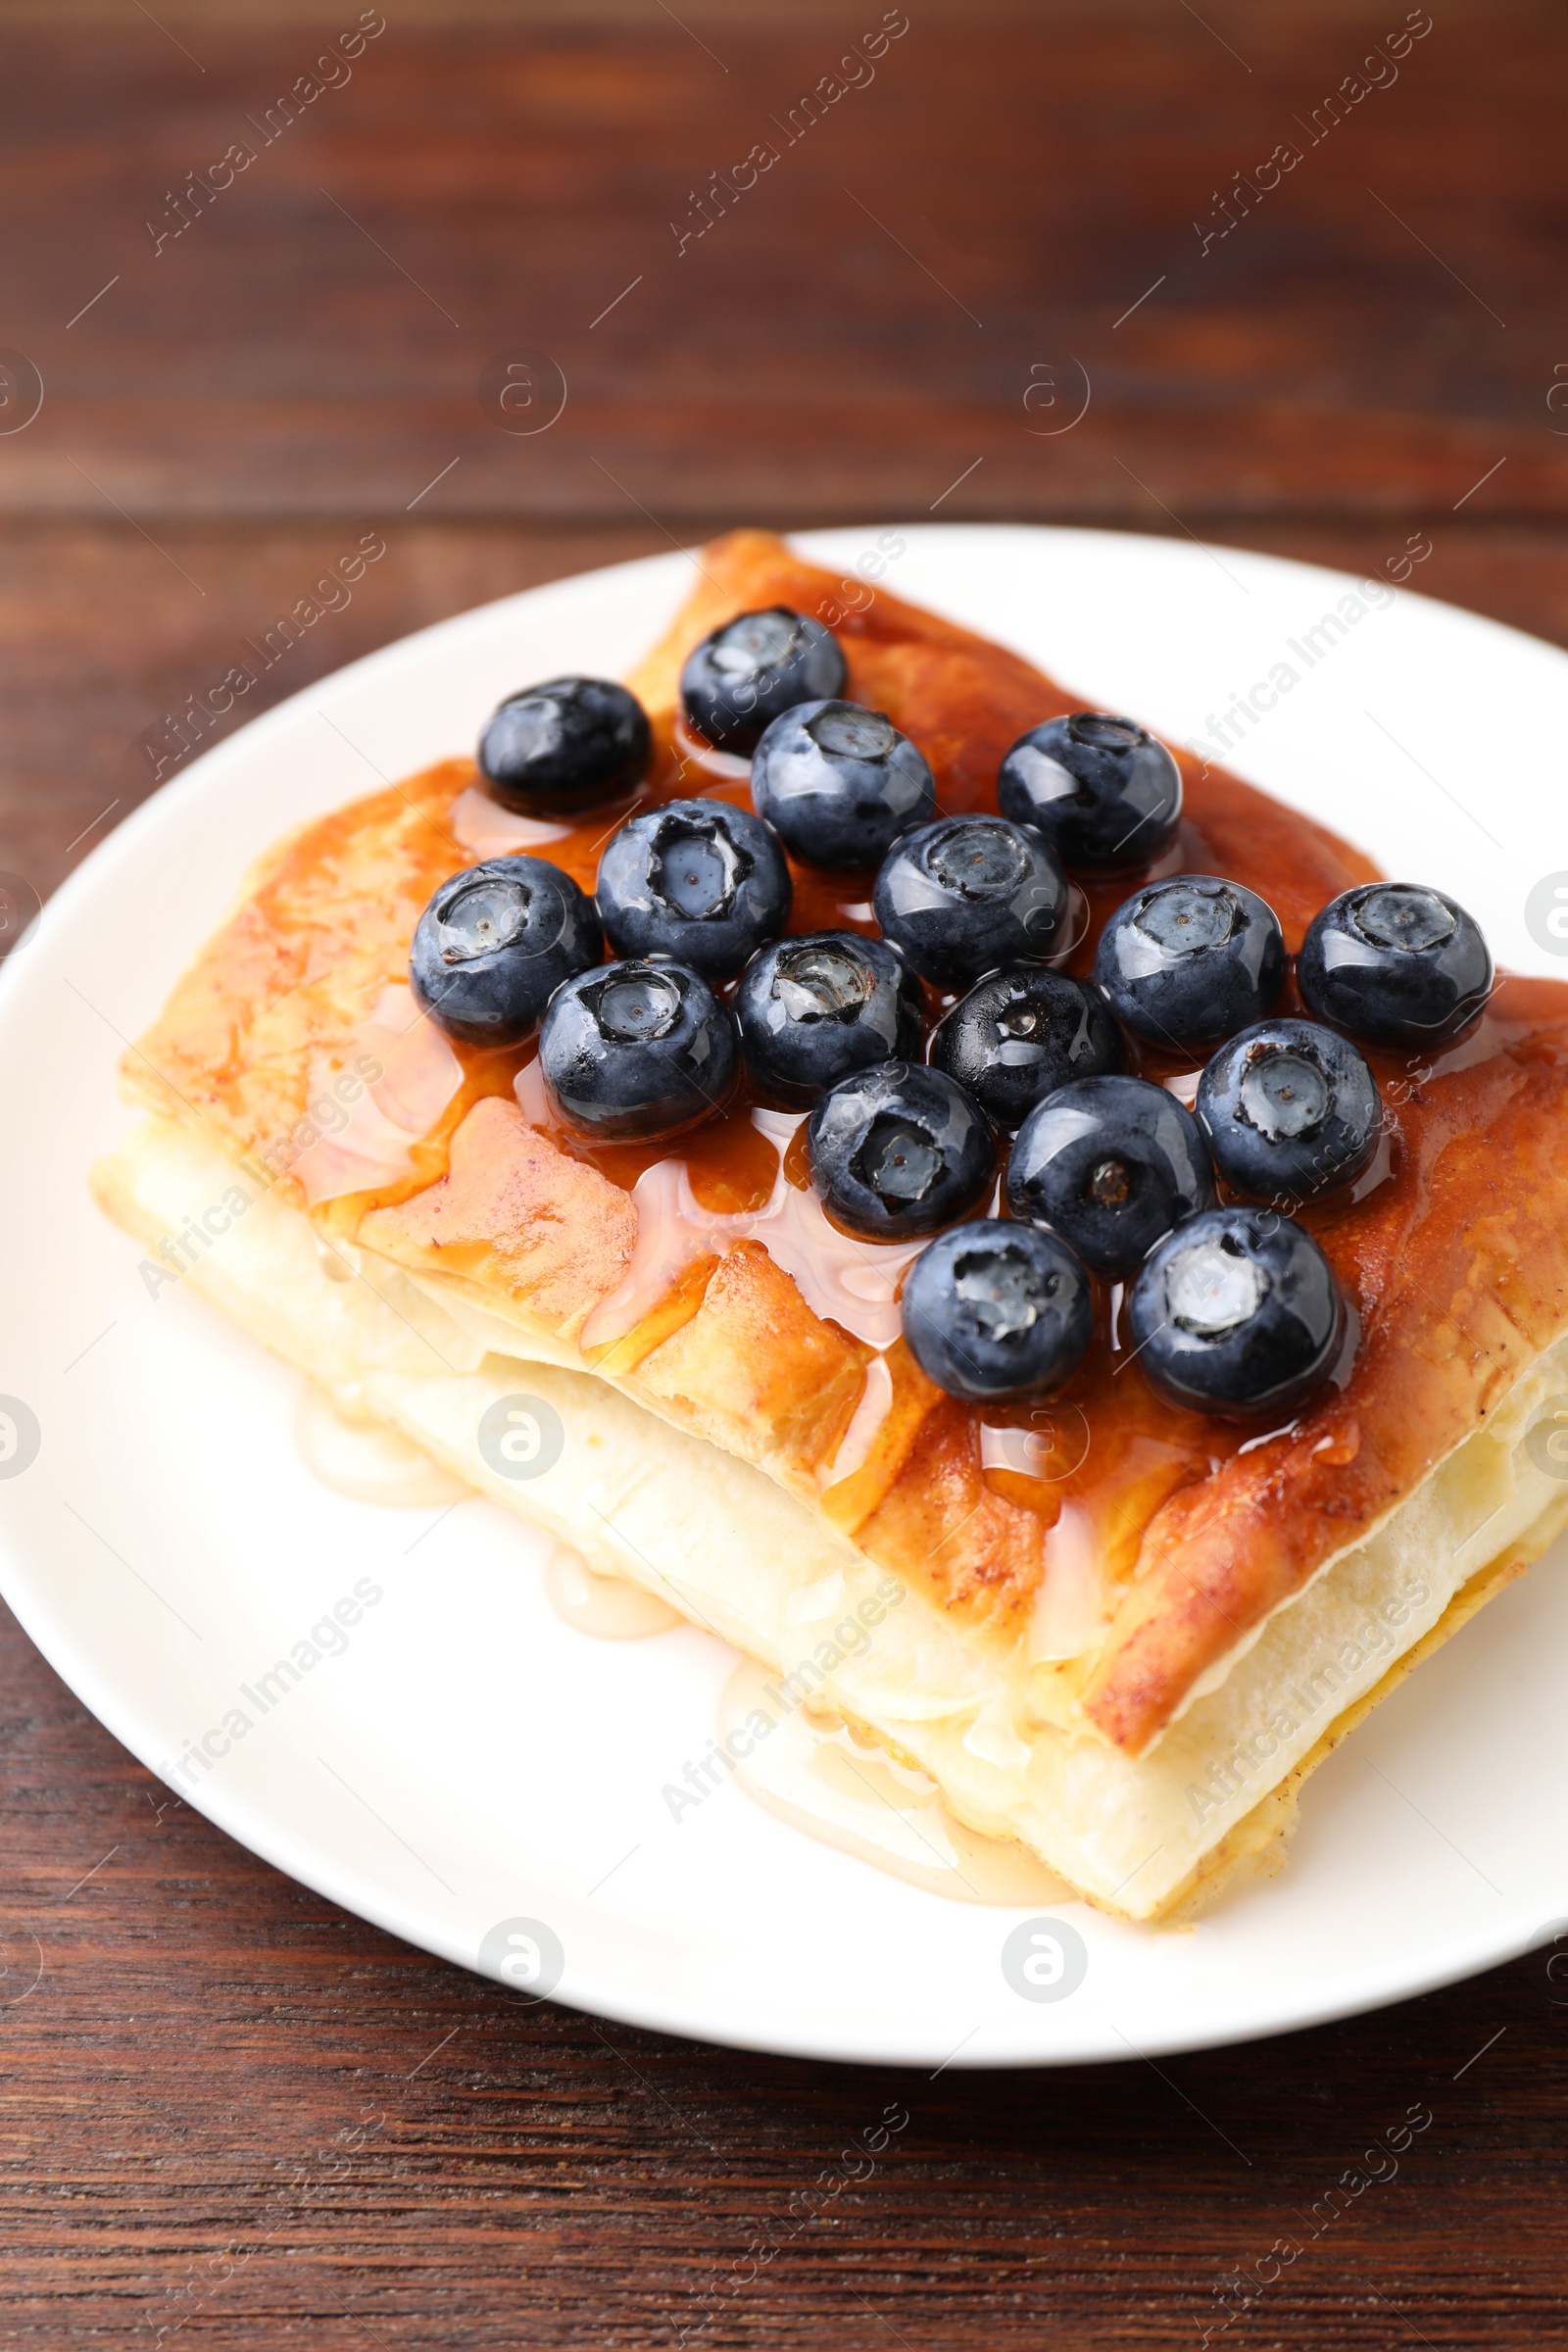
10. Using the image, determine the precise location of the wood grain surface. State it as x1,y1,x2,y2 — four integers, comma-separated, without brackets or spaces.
3,5,1568,2343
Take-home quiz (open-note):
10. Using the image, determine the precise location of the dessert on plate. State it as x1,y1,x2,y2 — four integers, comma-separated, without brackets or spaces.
92,530,1568,1922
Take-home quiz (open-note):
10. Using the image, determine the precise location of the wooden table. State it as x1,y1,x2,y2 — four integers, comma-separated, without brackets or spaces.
4,5,1568,2341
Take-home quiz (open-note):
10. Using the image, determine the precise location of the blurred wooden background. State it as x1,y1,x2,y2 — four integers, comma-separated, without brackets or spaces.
4,2,1568,2343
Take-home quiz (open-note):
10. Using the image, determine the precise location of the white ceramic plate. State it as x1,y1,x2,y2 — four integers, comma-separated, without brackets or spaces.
4,524,1567,2069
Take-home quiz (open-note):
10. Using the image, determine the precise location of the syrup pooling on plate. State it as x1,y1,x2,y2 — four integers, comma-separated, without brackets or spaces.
716,1658,1070,1906
293,1384,470,1508
544,1541,683,1639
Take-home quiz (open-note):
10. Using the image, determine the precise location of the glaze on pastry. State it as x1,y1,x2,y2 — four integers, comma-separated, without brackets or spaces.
91,531,1568,1920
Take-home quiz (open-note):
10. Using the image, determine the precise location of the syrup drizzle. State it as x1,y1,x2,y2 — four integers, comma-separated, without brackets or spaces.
669,715,754,784
979,1412,1092,1483
570,1102,926,1352
448,783,571,856
300,983,463,1207
824,1355,895,1484
1025,1500,1106,1662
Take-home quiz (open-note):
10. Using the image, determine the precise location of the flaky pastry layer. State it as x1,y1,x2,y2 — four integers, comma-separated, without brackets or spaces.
93,1115,1568,1920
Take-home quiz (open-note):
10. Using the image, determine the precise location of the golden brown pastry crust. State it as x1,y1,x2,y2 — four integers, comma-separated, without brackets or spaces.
119,528,1568,1755
362,1096,636,1342
1083,1012,1568,1751
127,757,476,1168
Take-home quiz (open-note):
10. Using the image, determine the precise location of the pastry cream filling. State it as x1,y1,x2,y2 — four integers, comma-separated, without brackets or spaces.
94,1114,1568,1923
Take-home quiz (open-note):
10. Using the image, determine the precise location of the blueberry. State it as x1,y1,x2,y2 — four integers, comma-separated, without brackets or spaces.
537,958,737,1142
409,857,603,1047
595,798,790,980
736,930,923,1106
1093,873,1285,1049
808,1062,994,1241
1128,1206,1346,1418
998,710,1183,872
1297,883,1493,1050
1005,1073,1214,1279
477,676,650,817
930,966,1123,1131
871,817,1067,989
750,699,936,870
902,1221,1093,1402
680,608,847,754
1197,1018,1381,1203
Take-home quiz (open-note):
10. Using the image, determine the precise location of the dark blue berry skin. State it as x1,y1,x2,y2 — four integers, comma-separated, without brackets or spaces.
1128,1206,1346,1419
1005,1074,1214,1280
735,930,923,1106
1197,1018,1381,1203
409,857,603,1048
478,676,650,817
998,710,1183,873
1093,873,1285,1049
1297,883,1493,1050
537,958,737,1142
679,608,847,754
930,966,1123,1132
808,1062,994,1241
595,799,791,980
871,816,1068,989
750,700,936,870
902,1221,1094,1403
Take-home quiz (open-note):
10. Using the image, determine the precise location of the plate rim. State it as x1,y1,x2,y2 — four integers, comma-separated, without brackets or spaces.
3,519,1565,2069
